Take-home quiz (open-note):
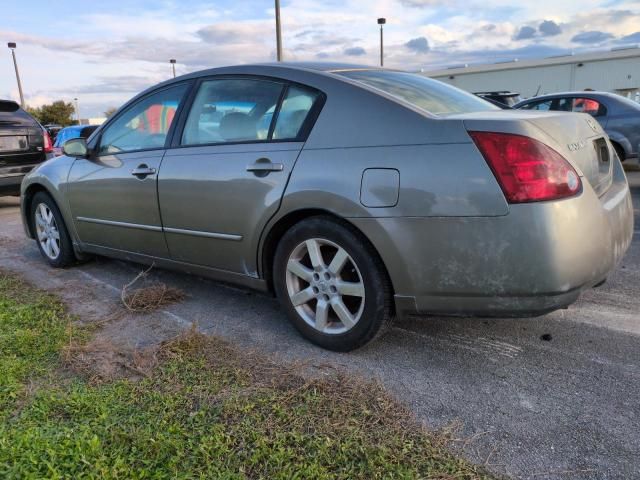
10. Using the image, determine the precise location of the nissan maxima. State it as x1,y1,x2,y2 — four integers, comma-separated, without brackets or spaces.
20,63,634,351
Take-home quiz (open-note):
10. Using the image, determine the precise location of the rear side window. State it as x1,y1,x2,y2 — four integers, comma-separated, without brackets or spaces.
98,83,188,155
571,97,606,117
181,79,284,146
272,85,320,140
337,70,498,116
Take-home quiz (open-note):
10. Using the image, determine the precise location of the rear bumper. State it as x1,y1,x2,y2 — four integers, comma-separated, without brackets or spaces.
0,173,25,195
351,159,634,318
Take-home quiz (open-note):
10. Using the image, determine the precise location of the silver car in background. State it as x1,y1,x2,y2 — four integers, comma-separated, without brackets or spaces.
20,63,634,351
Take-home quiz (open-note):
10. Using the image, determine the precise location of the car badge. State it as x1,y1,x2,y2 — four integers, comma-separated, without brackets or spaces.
568,140,586,152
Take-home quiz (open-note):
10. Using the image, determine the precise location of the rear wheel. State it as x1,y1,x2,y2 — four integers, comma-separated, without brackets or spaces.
273,216,392,351
30,191,75,268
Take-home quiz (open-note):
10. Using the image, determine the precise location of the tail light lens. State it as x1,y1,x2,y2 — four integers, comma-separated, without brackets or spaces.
43,130,53,154
469,131,581,203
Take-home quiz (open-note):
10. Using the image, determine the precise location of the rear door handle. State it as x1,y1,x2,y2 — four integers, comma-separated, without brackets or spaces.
131,164,156,179
246,158,284,175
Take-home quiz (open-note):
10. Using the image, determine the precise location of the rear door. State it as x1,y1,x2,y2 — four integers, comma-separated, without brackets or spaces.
158,77,323,275
67,82,190,257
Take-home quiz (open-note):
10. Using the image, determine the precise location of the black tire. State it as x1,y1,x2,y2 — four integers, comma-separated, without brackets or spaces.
273,216,392,351
30,191,76,268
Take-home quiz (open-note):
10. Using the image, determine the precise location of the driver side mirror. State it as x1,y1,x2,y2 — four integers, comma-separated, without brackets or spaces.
62,138,88,158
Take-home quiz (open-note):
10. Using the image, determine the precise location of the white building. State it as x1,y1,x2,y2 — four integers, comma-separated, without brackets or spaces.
424,47,640,101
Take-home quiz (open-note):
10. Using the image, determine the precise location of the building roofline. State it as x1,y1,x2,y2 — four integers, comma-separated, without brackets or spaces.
423,46,640,77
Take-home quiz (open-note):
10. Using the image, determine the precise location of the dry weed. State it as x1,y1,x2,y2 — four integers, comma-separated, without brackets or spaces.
121,265,185,312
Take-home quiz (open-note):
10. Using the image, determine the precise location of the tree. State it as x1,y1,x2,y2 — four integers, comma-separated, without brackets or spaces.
27,101,76,126
104,107,118,118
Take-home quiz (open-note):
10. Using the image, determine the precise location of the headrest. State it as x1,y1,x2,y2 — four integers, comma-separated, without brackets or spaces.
219,112,256,142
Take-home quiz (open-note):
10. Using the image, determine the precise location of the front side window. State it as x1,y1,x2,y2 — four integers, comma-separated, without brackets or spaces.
182,79,284,146
273,85,320,140
99,83,188,155
337,70,498,116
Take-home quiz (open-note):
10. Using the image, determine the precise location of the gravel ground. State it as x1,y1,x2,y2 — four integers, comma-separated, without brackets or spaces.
0,171,638,479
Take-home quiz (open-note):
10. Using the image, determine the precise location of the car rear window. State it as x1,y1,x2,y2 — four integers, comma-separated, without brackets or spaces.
0,101,36,125
336,70,498,116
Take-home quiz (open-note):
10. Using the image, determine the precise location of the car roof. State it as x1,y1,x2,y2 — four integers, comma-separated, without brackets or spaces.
517,91,620,102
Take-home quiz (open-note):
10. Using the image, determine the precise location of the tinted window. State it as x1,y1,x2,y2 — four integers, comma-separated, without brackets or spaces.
99,83,188,155
0,101,37,125
337,70,498,115
521,100,553,111
182,79,284,145
273,85,320,140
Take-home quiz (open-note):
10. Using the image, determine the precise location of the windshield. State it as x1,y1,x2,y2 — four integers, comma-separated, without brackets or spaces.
337,70,498,116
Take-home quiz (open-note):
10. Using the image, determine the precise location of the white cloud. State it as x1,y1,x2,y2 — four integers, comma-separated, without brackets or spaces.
1,0,638,117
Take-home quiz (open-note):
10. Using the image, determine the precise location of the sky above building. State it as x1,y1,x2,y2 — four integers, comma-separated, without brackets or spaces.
1,0,639,117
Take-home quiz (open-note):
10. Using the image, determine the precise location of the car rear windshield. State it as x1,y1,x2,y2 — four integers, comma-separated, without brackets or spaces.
0,101,36,125
337,70,498,116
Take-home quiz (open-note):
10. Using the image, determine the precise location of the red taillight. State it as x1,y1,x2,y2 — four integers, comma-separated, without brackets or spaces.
43,130,53,154
469,131,581,203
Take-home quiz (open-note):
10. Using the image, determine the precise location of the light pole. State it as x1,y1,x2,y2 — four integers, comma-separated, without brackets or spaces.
377,18,386,67
74,97,80,125
7,42,25,107
169,58,176,78
275,0,283,61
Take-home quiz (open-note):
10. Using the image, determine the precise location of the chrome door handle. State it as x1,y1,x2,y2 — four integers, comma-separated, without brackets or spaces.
246,158,284,177
246,163,284,173
131,164,156,179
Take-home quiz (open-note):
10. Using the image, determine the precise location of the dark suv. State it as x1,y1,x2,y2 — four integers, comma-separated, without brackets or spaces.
0,100,52,196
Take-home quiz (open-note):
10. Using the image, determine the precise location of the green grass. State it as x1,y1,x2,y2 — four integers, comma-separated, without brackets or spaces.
0,271,494,479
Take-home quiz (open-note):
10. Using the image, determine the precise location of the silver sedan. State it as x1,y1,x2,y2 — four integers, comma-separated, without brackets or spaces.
20,63,634,351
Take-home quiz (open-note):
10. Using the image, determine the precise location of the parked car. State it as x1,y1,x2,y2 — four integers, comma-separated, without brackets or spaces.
514,92,640,161
52,125,99,156
44,124,63,143
475,91,521,108
1,100,52,196
20,64,634,351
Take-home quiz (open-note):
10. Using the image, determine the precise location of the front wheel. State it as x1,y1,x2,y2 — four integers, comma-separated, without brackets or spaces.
273,216,392,351
30,191,76,268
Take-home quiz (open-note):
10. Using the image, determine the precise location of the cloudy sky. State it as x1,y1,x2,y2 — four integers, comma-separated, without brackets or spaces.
1,0,639,117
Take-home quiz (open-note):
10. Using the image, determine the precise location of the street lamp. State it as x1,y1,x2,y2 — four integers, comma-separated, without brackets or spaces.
169,58,176,78
274,0,283,61
7,42,25,107
377,18,386,67
73,97,80,125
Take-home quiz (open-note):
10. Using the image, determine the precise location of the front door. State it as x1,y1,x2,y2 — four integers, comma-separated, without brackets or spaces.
68,82,189,257
158,77,323,275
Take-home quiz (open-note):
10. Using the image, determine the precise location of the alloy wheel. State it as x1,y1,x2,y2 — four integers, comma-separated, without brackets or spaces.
34,203,61,260
285,238,365,334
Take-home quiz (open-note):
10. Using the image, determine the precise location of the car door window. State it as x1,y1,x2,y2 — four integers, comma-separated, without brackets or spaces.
181,79,284,146
521,100,553,111
98,84,188,155
571,97,605,117
272,85,320,140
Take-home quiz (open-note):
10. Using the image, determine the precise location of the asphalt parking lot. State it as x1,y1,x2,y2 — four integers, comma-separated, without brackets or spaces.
1,171,639,480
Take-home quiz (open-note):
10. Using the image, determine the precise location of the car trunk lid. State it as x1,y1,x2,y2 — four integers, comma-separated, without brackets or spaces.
456,110,613,197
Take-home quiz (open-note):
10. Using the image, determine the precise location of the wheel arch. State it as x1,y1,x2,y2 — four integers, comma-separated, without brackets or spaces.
259,208,396,301
22,183,53,238
606,130,632,160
